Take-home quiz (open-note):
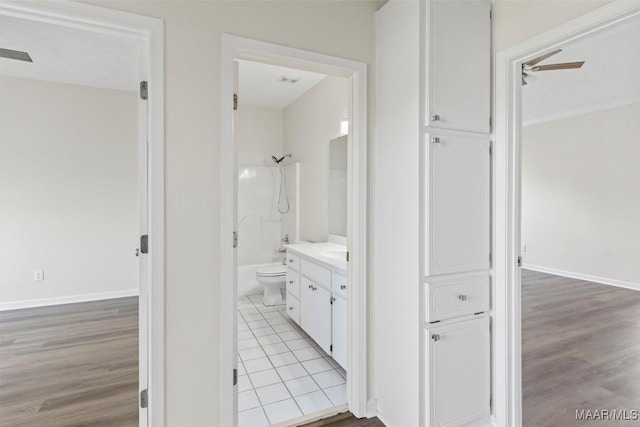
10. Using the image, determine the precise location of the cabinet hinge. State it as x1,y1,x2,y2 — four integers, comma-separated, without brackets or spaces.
233,231,238,248
233,368,238,385
140,81,148,100
489,252,492,263
140,389,148,409
489,10,492,19
140,235,149,254
330,344,333,352
346,251,349,262
233,93,238,111
489,141,492,156
517,255,522,267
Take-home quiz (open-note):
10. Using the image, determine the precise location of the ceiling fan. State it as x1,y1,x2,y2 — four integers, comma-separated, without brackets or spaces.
521,49,585,86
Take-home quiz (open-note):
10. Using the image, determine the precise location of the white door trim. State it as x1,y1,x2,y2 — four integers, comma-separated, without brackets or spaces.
220,34,369,426
493,1,640,425
0,1,166,425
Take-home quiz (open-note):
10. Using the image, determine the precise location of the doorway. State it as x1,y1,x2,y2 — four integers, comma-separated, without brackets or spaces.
220,35,369,426
0,2,164,426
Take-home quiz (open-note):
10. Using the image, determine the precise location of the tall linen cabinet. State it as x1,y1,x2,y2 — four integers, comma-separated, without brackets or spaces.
375,1,492,426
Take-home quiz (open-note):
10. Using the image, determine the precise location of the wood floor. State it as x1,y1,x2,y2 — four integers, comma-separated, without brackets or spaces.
522,269,640,426
0,298,138,427
302,412,385,426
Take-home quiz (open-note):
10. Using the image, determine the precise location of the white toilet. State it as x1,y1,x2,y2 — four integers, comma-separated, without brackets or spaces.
256,264,287,306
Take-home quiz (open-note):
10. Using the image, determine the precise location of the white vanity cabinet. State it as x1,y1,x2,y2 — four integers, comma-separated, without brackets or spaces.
285,246,347,370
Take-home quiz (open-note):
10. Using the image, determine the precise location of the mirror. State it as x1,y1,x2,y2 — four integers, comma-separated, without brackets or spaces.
329,135,347,237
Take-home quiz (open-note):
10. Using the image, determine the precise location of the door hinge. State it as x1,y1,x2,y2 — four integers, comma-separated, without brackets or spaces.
233,93,238,111
517,255,522,267
346,251,349,262
140,81,148,100
489,141,492,156
233,231,238,248
330,344,333,352
140,389,148,409
140,235,149,254
233,368,238,386
489,117,492,128
489,252,492,263
330,296,335,305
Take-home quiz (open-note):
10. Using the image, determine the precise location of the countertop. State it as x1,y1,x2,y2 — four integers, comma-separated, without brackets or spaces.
285,242,347,272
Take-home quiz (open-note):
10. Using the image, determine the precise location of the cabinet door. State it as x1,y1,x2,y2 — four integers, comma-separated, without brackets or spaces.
300,278,332,354
331,295,347,369
427,0,491,133
425,132,490,275
427,316,490,427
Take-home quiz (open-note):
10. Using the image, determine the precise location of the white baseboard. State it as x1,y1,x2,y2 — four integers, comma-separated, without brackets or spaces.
522,264,640,292
0,288,139,311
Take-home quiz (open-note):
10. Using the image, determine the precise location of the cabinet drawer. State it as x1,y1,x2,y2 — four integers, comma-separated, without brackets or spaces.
286,292,300,325
426,272,489,323
286,269,300,298
301,259,331,288
286,252,300,272
332,271,347,299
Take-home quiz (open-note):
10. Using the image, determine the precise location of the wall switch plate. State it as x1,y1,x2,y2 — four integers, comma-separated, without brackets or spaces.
34,270,44,281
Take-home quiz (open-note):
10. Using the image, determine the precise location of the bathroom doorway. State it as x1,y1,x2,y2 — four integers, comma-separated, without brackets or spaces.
220,36,369,427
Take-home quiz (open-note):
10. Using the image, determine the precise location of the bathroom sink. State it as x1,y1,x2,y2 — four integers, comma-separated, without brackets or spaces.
322,249,347,260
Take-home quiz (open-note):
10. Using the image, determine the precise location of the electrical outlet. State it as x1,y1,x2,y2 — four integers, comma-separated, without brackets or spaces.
521,244,527,253
34,270,44,281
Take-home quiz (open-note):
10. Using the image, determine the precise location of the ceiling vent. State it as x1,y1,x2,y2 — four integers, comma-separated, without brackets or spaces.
278,75,300,84
0,48,33,62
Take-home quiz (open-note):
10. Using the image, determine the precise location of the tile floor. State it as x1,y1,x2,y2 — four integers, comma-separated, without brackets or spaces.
238,294,347,427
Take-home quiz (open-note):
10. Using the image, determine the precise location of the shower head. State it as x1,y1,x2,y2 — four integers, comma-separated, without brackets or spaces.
271,154,292,164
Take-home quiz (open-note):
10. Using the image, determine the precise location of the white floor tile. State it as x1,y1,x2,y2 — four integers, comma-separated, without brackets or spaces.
249,369,281,388
267,316,290,326
247,319,270,329
251,326,276,337
243,357,273,373
237,375,252,392
325,356,340,369
294,390,334,415
278,330,303,341
285,375,320,397
262,342,289,356
257,334,283,346
261,311,283,320
292,347,321,362
238,407,269,427
243,313,264,322
269,352,298,368
238,323,250,332
239,308,260,315
301,358,333,375
238,338,260,351
238,389,260,411
237,362,246,376
312,370,345,389
263,398,303,425
276,362,308,381
336,367,346,379
239,346,266,361
238,330,254,341
248,294,263,303
323,383,347,405
255,382,292,405
286,338,313,351
272,323,296,333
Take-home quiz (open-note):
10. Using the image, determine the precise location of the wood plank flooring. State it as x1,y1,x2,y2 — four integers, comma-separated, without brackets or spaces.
301,412,385,426
0,298,138,427
522,269,640,426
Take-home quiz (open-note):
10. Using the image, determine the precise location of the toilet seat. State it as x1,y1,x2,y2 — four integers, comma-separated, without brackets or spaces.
256,265,286,278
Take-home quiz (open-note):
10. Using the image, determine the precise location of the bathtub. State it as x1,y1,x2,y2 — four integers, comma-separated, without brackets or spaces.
238,261,286,297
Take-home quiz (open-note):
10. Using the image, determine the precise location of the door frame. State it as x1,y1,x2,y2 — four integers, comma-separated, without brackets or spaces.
220,34,369,426
0,1,166,425
492,1,640,425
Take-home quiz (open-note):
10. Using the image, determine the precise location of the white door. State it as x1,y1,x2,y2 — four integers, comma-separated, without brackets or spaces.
425,131,490,275
301,278,332,354
427,0,491,133
331,295,347,369
427,316,490,427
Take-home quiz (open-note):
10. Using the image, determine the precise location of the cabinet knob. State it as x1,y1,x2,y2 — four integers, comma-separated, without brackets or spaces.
340,285,346,290
312,286,317,291
308,284,313,289
458,295,468,301
431,114,440,121
432,334,440,342
431,137,440,144
289,259,294,263
289,280,294,284
289,306,293,311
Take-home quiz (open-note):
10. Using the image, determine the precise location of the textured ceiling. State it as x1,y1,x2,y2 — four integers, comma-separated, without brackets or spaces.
523,15,640,124
0,15,138,92
238,60,326,110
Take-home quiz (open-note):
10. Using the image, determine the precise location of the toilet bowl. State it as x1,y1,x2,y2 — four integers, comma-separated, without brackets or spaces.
256,264,287,306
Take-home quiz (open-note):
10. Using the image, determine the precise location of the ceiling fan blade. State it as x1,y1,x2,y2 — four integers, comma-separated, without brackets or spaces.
524,49,562,67
530,61,585,71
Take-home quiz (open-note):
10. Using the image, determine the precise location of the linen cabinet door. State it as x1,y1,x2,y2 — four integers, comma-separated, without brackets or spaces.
427,0,491,133
427,316,490,427
425,132,490,276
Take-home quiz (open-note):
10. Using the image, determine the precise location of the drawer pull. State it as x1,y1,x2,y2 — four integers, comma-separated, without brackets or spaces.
340,285,346,290
432,334,440,342
289,306,293,311
458,295,468,302
289,259,294,263
308,284,313,289
289,280,294,284
431,114,440,121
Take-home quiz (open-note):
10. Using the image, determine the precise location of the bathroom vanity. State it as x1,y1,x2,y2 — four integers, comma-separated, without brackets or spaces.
284,242,347,369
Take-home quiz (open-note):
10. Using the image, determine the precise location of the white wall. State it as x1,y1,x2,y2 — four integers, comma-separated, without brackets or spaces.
283,76,348,243
0,76,138,306
236,103,283,165
522,103,640,286
83,1,381,424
